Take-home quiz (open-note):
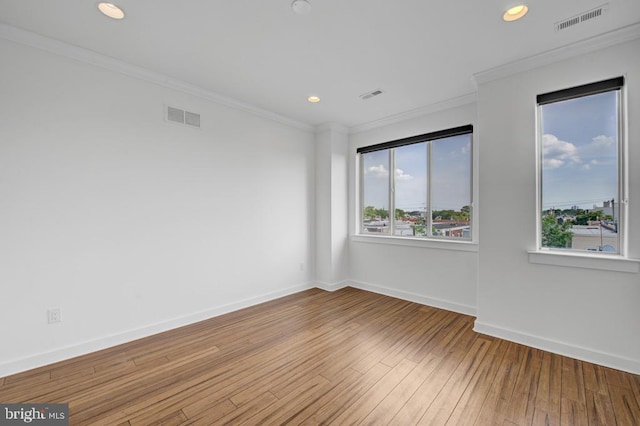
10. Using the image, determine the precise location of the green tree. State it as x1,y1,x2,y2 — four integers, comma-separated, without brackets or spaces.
363,205,376,220
411,221,427,236
458,205,471,220
432,207,470,221
432,210,455,220
541,215,573,248
574,211,603,225
374,208,388,219
395,208,406,220
363,206,389,220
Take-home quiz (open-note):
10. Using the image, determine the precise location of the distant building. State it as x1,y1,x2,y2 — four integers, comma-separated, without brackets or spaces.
591,200,619,221
557,215,575,224
570,225,617,252
433,220,471,238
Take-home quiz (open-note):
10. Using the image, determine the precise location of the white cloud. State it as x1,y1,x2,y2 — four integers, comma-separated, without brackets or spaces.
366,164,413,180
592,135,614,146
546,158,565,169
542,134,581,169
395,168,413,181
367,164,388,178
461,142,471,155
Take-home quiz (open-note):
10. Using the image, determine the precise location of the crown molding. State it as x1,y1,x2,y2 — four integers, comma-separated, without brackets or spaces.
349,92,477,135
474,22,640,86
0,23,314,132
315,122,349,135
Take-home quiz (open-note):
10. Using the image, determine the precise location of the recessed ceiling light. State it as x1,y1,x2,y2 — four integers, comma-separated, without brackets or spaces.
307,95,320,103
503,4,528,22
292,0,311,15
98,2,125,20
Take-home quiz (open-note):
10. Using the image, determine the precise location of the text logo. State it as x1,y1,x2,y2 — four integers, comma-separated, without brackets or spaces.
0,404,68,425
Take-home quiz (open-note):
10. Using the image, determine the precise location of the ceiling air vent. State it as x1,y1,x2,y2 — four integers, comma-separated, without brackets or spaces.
165,106,201,128
555,4,608,32
360,89,384,100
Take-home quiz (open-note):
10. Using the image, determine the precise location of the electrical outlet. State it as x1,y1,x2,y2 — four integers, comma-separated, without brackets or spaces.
47,308,61,324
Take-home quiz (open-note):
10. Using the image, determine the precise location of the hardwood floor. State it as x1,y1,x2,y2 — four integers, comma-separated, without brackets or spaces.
1,287,639,425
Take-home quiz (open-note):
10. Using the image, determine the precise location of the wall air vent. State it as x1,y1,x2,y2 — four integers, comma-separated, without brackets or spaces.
555,4,608,32
360,89,384,100
184,111,201,128
165,106,201,128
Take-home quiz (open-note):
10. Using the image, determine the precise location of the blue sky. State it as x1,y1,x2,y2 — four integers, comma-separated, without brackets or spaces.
541,90,618,210
362,134,471,212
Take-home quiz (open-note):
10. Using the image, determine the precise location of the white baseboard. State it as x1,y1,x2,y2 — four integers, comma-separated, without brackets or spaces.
348,280,477,316
10,282,636,378
474,320,640,375
0,282,314,378
314,280,349,292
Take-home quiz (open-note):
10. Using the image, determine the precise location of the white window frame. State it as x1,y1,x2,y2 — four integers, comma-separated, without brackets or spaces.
356,125,474,244
530,76,639,272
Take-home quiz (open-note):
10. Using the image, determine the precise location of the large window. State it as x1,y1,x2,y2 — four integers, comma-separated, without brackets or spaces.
358,125,472,240
537,77,624,254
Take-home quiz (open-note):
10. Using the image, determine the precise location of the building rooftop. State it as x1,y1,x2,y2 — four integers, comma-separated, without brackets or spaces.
570,226,617,236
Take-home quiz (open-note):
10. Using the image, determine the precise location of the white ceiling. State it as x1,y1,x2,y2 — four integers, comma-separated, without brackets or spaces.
1,0,639,128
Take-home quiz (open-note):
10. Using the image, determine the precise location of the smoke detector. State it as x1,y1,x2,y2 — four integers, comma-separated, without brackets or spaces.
292,0,311,15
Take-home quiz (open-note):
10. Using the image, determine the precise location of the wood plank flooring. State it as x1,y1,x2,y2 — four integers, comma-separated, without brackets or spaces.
1,287,639,425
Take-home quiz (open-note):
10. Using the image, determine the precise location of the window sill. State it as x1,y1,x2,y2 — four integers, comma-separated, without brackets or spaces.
351,234,478,252
528,250,640,273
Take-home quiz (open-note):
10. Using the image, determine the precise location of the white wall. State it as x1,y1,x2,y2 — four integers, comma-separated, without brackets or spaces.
0,38,315,375
315,124,349,287
475,39,640,373
348,103,479,315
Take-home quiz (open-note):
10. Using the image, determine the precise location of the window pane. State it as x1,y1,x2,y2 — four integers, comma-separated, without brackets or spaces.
394,143,427,237
362,150,390,234
430,134,472,239
540,90,619,252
